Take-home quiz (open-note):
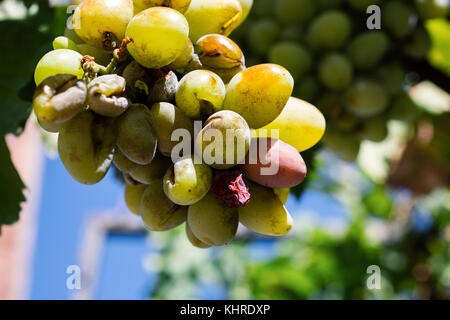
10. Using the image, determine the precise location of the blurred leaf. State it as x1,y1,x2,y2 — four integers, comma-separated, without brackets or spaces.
362,185,393,218
427,19,450,77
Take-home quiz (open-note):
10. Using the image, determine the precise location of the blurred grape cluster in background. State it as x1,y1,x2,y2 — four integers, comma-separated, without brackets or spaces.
0,0,448,300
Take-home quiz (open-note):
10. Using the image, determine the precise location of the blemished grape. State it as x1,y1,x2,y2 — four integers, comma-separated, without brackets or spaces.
187,192,239,246
34,49,84,85
140,179,188,231
306,10,351,51
125,7,189,69
33,74,87,124
116,104,157,165
247,19,281,56
77,44,112,66
125,184,147,215
344,80,389,118
184,0,242,42
87,75,130,117
255,97,326,152
58,111,115,185
224,64,294,129
129,157,171,184
415,0,449,19
147,71,179,106
382,1,417,39
52,36,80,52
73,0,133,50
163,156,213,205
347,32,389,70
238,182,293,237
133,0,192,14
175,70,226,120
268,42,312,81
186,223,212,249
275,0,316,25
149,102,194,157
195,34,245,84
318,53,353,90
195,110,251,170
403,27,432,59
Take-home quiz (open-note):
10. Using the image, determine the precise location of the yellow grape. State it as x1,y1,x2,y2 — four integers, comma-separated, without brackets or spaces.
73,0,133,50
58,111,115,185
237,0,253,25
224,64,294,129
125,7,189,69
186,222,212,249
133,0,192,14
184,0,243,42
238,183,293,236
254,97,326,152
140,179,188,231
34,49,84,85
187,192,239,246
52,36,80,52
125,184,147,215
274,188,290,205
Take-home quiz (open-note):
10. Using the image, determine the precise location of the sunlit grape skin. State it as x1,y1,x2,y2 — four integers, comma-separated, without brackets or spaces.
188,192,239,246
184,0,243,42
34,49,84,85
132,0,192,14
238,182,293,237
254,97,326,152
125,7,189,69
73,0,133,50
175,70,226,120
224,64,294,129
163,157,213,206
58,111,115,185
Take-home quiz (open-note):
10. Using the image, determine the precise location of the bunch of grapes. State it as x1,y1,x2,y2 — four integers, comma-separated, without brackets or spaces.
32,0,326,248
232,0,449,161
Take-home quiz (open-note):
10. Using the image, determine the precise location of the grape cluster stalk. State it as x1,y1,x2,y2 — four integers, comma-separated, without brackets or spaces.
32,0,326,248
232,0,449,162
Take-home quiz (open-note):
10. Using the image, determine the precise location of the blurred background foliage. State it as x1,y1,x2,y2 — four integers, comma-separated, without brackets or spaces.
0,0,448,299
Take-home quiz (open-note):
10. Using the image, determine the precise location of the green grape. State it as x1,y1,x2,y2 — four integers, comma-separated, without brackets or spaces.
389,93,419,123
403,27,432,59
113,149,139,173
331,110,358,132
34,49,84,85
126,7,189,69
184,0,242,42
316,0,343,10
375,63,405,94
247,19,281,56
175,70,226,120
58,111,115,185
186,223,212,248
275,0,316,25
358,116,388,142
187,192,239,246
318,53,353,90
195,34,245,84
87,75,130,117
133,0,192,14
382,1,417,39
344,79,389,118
52,36,80,52
163,156,213,205
415,0,449,19
347,31,389,70
167,38,195,70
280,25,303,42
224,64,294,129
125,184,147,215
251,0,273,18
274,188,290,205
140,179,188,231
77,44,112,66
116,104,157,165
129,157,171,184
306,10,351,51
293,76,319,101
123,172,144,186
33,74,87,124
73,0,133,50
238,183,293,237
64,28,84,44
254,97,326,152
322,126,360,162
237,0,253,25
268,42,312,81
347,0,381,11
195,110,251,170
149,102,194,157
